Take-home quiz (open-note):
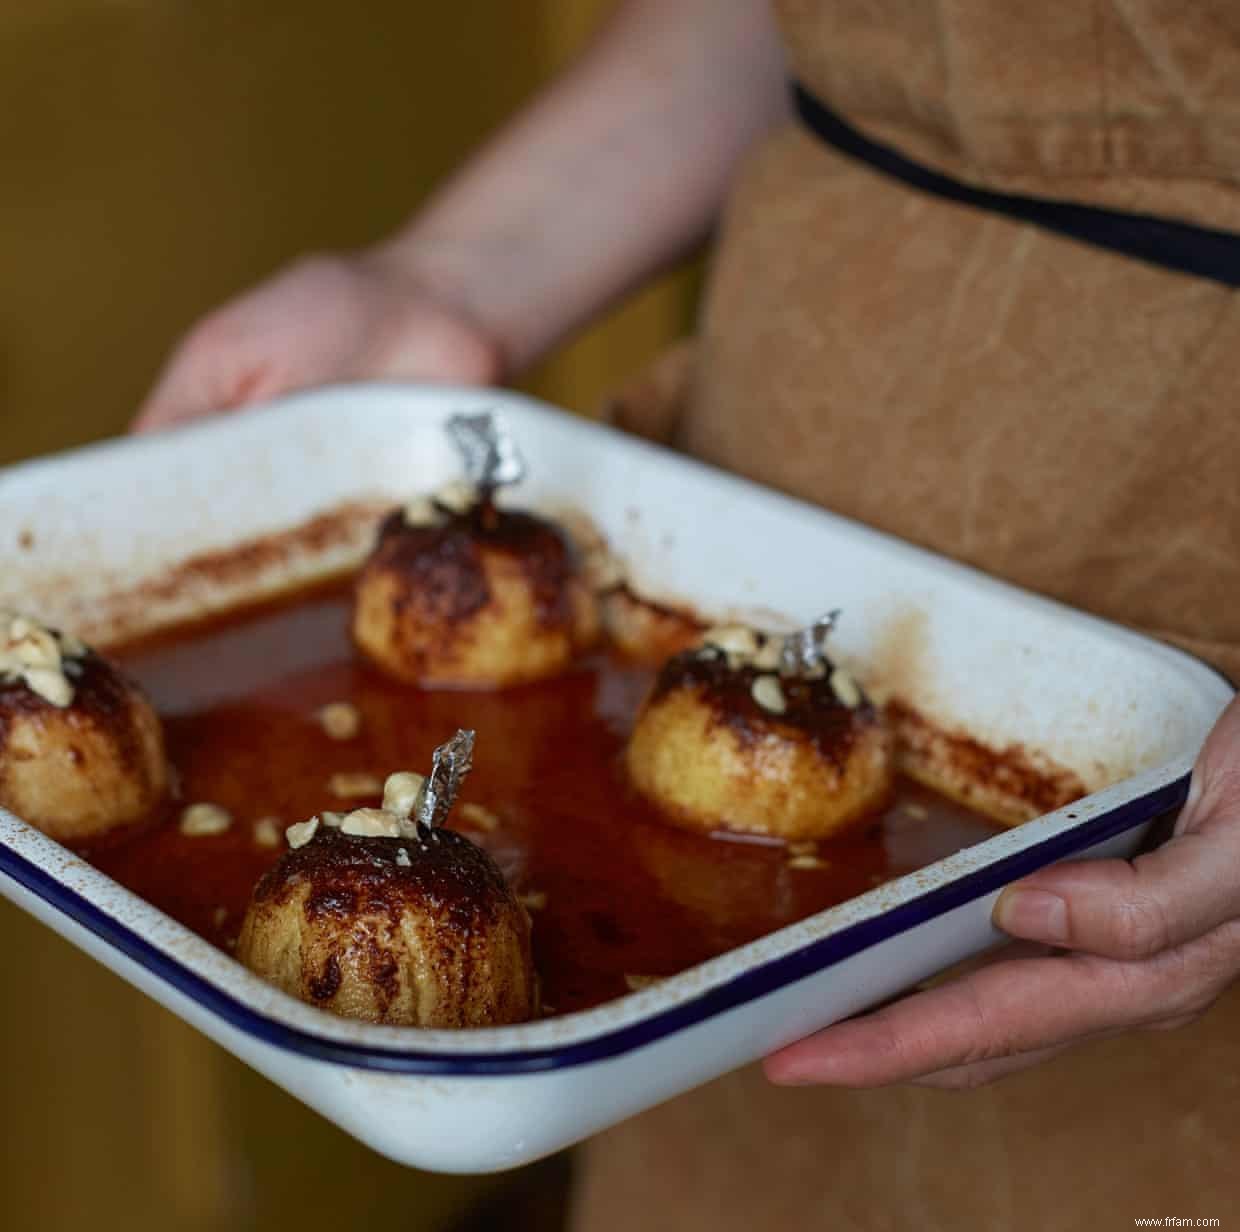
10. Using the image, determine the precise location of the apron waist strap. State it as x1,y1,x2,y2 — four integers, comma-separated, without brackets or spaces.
792,81,1240,288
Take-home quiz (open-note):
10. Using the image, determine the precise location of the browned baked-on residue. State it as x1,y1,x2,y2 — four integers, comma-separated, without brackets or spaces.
601,587,703,665
651,650,878,770
93,502,388,642
888,698,1086,824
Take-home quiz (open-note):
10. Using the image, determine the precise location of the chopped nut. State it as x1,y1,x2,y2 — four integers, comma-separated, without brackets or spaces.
433,479,478,515
339,807,402,838
518,890,547,912
395,847,412,867
22,667,73,707
903,802,929,820
402,496,444,527
787,854,830,871
751,674,787,714
285,817,319,849
786,840,819,858
624,974,663,992
252,817,282,848
327,771,383,799
459,802,499,831
829,667,862,708
1,609,78,708
211,906,228,929
179,802,233,837
13,627,60,669
382,771,426,820
316,701,361,741
701,624,760,662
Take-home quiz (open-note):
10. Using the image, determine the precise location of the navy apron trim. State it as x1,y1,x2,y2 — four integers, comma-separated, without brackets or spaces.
792,81,1240,288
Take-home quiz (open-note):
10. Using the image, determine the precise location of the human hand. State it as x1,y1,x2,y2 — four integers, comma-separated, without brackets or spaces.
132,251,503,433
765,694,1240,1090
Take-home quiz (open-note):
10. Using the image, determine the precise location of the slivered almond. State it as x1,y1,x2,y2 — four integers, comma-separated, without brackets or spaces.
316,701,361,741
22,667,73,707
382,771,426,820
339,807,402,838
285,817,319,849
179,802,232,837
751,674,787,714
403,496,443,527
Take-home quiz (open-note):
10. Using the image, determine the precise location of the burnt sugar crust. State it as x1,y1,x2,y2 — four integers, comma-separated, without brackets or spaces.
626,640,894,841
352,503,599,688
238,826,536,1027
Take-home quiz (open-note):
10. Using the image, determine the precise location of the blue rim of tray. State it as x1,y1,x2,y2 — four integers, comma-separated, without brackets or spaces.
0,773,1187,1075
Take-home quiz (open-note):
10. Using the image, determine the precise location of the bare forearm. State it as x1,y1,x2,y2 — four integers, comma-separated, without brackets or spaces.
376,0,788,372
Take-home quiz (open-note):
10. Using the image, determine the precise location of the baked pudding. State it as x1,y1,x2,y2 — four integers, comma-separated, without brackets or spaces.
626,615,893,841
353,412,599,688
237,730,537,1027
0,610,167,841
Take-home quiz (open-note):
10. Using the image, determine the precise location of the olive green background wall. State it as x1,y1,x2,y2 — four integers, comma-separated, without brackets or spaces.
0,0,694,465
0,3,694,1229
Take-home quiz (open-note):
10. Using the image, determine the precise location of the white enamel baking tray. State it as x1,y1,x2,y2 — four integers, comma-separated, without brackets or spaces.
0,386,1230,1173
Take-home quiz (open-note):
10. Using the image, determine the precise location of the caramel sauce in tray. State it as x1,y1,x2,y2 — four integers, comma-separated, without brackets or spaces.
82,581,1002,1015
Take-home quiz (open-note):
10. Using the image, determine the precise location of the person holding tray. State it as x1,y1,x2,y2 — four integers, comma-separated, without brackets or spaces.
136,2,1240,1226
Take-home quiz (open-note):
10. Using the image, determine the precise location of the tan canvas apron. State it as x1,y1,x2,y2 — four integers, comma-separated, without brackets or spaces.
578,3,1240,1227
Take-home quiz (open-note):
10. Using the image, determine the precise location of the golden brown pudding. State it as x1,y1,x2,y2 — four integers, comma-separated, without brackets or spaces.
626,617,893,841
237,733,537,1027
0,610,167,841
353,498,599,689
352,413,599,688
